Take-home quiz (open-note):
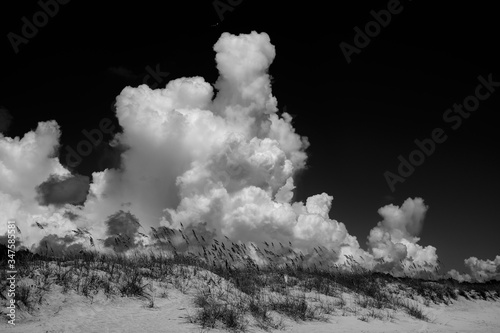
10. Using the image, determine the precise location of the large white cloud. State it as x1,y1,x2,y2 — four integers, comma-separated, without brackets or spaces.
3,32,493,280
0,121,80,247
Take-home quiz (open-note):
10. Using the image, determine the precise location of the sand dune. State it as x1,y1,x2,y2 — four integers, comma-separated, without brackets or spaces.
2,264,499,333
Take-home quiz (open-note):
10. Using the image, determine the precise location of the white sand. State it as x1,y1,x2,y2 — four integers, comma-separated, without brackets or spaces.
2,268,500,333
283,298,500,333
3,283,500,333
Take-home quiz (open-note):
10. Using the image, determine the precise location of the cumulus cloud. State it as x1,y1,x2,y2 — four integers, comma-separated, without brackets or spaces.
446,256,500,282
35,234,84,256
0,120,68,198
446,269,472,282
447,256,500,282
366,198,439,276
0,32,435,273
102,210,142,252
465,256,500,281
35,174,90,207
3,31,493,281
0,121,81,247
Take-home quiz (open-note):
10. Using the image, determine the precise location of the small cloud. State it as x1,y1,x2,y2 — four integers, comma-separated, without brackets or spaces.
63,210,80,221
35,174,90,207
464,256,500,282
446,269,471,282
36,234,83,256
103,210,141,252
108,66,139,80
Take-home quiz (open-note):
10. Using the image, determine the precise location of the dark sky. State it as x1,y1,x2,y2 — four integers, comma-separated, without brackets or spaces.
1,0,499,272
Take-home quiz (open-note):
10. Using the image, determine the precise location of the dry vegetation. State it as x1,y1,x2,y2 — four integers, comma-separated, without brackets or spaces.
1,227,499,331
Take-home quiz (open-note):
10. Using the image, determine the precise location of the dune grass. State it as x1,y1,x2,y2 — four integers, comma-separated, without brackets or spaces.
1,230,499,331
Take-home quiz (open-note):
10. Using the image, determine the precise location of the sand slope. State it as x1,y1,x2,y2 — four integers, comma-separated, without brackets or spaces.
3,284,499,333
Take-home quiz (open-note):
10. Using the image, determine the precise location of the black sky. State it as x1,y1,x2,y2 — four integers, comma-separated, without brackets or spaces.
1,0,499,273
